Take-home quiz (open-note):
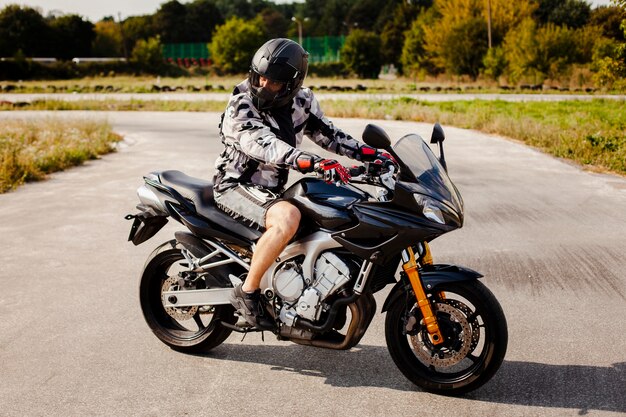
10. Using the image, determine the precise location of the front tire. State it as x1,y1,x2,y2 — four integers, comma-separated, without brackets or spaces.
385,280,507,395
139,240,238,353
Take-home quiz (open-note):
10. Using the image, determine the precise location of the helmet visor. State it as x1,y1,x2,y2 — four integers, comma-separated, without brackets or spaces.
253,59,299,83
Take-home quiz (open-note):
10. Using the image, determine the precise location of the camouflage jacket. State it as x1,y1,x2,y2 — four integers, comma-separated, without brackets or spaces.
214,80,365,192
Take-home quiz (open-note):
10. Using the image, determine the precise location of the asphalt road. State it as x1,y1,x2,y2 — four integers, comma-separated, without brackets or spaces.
0,112,625,416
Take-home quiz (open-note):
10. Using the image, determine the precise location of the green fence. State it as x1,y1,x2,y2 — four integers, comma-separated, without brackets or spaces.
298,36,345,64
163,43,209,60
163,36,345,64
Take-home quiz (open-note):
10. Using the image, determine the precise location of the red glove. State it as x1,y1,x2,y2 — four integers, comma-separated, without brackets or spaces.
359,145,397,166
375,151,397,169
316,159,351,184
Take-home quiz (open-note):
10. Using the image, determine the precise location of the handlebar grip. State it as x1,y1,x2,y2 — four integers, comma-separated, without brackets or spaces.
349,166,365,176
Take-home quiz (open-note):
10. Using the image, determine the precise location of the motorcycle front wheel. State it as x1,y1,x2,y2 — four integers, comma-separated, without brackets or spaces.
139,240,238,353
385,280,507,395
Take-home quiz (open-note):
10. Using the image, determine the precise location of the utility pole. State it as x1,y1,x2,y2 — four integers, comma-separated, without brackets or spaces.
291,17,308,46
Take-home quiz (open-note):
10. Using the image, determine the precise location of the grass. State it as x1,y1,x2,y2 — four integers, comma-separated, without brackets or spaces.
320,98,626,175
1,97,624,177
0,118,122,193
0,74,612,94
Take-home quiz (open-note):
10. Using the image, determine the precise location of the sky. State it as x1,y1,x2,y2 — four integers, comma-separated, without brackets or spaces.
0,0,615,22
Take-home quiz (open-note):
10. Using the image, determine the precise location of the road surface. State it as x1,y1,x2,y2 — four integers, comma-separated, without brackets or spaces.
0,111,624,416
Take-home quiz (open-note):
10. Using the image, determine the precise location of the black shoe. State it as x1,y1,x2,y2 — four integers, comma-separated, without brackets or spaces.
230,284,275,330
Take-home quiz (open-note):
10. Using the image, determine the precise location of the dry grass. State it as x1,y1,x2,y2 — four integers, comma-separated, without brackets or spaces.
321,98,626,175
1,96,624,177
0,118,121,192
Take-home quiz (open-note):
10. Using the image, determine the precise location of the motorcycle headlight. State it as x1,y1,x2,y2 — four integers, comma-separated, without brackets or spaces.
413,194,445,224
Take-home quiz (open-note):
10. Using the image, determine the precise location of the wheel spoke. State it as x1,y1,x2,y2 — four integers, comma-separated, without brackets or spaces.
466,353,479,363
193,313,205,330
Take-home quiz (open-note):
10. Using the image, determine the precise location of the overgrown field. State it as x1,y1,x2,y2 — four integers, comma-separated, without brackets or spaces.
0,75,604,95
323,98,626,175
1,98,624,179
0,119,121,193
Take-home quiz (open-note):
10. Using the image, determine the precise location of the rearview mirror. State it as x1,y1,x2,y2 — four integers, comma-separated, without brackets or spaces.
362,124,391,150
430,123,445,144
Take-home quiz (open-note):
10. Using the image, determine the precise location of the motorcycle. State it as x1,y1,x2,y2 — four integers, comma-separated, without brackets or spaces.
126,123,508,395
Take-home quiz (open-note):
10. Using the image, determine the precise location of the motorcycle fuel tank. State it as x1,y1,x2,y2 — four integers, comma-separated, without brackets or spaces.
282,178,369,230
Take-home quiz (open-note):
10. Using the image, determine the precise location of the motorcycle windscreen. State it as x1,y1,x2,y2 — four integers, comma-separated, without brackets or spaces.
393,134,464,214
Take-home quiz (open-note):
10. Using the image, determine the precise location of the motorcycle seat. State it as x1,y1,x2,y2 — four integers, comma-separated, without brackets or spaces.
159,170,262,242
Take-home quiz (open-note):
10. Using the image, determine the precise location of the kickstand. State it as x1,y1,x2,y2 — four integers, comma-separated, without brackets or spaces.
240,330,248,342
239,329,264,342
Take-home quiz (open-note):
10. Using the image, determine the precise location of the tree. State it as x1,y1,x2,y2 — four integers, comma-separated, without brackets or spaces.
345,0,389,32
421,0,535,77
185,0,224,42
533,0,591,29
482,47,507,80
209,17,266,74
592,0,626,85
502,18,540,82
154,0,187,43
49,14,95,59
380,1,422,67
441,17,488,78
131,35,164,68
255,8,290,39
589,6,625,41
122,15,156,58
503,18,580,83
0,5,52,57
92,20,124,57
401,9,437,76
341,29,382,78
213,0,268,20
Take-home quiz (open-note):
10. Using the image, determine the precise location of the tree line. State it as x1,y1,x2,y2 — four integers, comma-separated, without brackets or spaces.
0,0,624,88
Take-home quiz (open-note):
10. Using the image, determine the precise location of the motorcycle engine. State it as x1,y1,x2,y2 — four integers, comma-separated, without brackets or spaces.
273,260,306,303
275,252,356,324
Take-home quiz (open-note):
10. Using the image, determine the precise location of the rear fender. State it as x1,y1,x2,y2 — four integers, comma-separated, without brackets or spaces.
381,264,483,312
126,210,168,246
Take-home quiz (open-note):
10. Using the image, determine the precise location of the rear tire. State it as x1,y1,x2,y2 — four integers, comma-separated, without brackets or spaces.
139,240,237,352
385,280,507,395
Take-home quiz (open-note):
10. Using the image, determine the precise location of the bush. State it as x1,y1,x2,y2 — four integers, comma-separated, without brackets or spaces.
483,47,507,80
131,36,164,69
307,62,348,78
440,17,488,79
340,29,382,79
209,17,266,74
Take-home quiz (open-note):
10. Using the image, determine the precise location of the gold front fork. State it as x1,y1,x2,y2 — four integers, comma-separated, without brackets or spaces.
402,245,444,345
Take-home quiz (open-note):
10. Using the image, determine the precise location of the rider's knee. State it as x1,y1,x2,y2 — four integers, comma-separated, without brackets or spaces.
267,202,301,236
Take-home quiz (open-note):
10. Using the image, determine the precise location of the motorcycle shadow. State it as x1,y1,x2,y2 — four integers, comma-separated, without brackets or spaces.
202,343,626,412
203,342,413,391
473,360,626,414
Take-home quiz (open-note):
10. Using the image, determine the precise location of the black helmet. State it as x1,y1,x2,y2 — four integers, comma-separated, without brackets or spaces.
249,38,309,110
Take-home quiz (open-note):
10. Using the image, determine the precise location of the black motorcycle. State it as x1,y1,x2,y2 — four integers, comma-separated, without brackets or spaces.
126,123,507,395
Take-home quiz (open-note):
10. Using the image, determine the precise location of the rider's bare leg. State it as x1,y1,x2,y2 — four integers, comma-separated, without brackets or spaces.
242,201,301,293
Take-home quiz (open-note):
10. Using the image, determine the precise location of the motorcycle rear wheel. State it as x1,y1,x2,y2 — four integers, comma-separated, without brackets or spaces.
385,280,507,395
139,240,237,352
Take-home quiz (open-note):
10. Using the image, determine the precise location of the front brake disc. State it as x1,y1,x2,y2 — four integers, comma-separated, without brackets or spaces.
409,302,473,367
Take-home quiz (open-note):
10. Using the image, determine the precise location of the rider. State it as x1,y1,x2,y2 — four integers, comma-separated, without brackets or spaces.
214,38,391,329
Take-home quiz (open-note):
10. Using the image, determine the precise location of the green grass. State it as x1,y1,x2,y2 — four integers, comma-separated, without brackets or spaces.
0,74,614,94
1,97,624,177
321,98,626,175
0,118,122,193
1,99,227,112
